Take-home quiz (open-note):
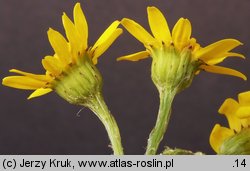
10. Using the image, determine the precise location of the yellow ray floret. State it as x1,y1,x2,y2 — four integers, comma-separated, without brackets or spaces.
117,6,246,80
210,91,250,153
2,3,122,99
147,6,171,43
117,51,149,62
210,124,235,154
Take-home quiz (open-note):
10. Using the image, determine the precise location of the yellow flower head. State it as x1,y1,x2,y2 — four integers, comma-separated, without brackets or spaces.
210,91,250,154
117,6,246,88
2,3,122,101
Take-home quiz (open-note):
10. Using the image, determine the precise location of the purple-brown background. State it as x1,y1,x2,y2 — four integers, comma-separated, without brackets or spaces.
0,0,250,154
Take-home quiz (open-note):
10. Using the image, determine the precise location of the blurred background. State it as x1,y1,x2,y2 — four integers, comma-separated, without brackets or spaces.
0,0,250,154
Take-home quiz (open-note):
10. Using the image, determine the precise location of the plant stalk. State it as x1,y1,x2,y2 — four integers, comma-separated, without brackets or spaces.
146,88,176,155
86,92,124,155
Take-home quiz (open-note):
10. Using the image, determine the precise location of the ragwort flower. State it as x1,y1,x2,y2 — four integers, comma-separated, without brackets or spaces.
118,6,246,91
210,91,250,154
117,6,246,155
2,3,124,155
2,3,122,103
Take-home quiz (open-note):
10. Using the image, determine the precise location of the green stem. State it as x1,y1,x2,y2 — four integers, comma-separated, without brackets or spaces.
86,92,124,155
146,87,176,155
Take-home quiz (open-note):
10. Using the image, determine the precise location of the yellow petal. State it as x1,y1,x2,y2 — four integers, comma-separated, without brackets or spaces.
218,98,241,132
2,76,46,90
189,38,197,47
73,2,88,50
62,13,82,62
204,52,245,65
121,18,155,45
200,65,247,80
147,6,171,43
28,88,53,99
92,20,120,50
117,51,149,61
240,118,250,128
9,69,50,82
42,56,63,76
209,124,234,154
236,107,250,119
238,91,250,105
172,18,192,50
195,39,243,61
193,44,201,53
219,98,239,115
47,28,71,66
92,28,123,64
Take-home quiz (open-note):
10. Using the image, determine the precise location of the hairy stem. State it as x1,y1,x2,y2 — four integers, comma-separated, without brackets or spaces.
146,88,176,155
86,92,124,155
